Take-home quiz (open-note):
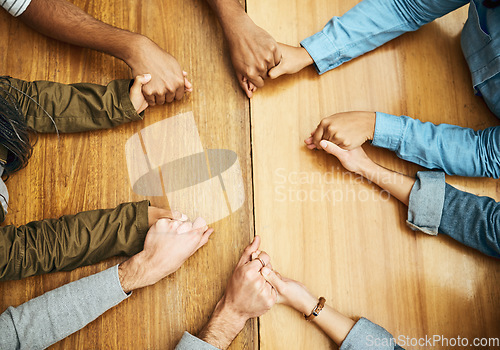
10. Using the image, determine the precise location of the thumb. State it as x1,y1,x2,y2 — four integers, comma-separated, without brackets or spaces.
319,140,347,158
131,74,152,93
261,267,285,292
239,236,261,266
268,62,284,79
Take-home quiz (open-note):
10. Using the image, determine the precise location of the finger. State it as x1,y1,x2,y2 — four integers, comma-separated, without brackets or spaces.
159,209,188,221
177,221,193,234
249,75,265,89
312,126,325,149
192,217,207,230
239,76,253,99
238,235,261,267
155,92,166,105
254,251,271,267
268,61,285,79
144,93,156,107
197,227,214,248
183,71,193,92
273,45,282,68
251,250,261,260
306,143,317,150
131,74,152,95
320,140,348,158
175,85,185,101
260,267,285,293
304,136,314,145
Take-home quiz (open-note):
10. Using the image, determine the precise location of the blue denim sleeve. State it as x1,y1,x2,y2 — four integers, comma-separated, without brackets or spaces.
340,318,404,350
300,0,468,74
407,171,500,257
372,112,500,178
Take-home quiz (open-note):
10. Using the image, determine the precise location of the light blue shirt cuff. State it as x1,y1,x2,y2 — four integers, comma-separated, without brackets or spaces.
174,332,220,350
300,29,339,75
407,171,446,236
371,112,406,151
340,318,397,350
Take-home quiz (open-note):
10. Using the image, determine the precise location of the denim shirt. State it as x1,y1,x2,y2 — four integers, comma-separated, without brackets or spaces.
301,0,500,117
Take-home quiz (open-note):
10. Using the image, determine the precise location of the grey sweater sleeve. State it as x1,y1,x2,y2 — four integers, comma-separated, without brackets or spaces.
340,318,404,350
0,264,129,349
175,332,220,350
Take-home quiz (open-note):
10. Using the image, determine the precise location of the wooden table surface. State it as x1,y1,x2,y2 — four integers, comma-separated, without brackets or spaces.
0,0,499,349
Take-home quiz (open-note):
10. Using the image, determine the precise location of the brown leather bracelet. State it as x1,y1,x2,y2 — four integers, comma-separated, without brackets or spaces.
304,297,326,321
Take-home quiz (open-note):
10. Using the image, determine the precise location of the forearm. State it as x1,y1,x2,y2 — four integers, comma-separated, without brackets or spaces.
373,113,500,178
0,265,129,349
360,162,414,206
19,0,142,63
0,201,149,281
204,0,248,34
293,294,355,346
198,297,247,349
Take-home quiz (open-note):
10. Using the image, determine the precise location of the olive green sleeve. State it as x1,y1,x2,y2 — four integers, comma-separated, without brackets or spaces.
0,200,150,281
0,77,144,133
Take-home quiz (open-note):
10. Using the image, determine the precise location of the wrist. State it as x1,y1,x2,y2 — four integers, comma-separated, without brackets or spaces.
297,47,314,69
199,296,247,349
293,292,318,316
365,112,376,141
121,34,153,69
118,252,147,293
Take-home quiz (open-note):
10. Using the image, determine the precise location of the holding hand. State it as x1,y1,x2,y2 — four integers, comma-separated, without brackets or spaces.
260,267,318,316
225,15,281,98
268,43,314,79
118,217,213,293
199,236,276,349
305,112,376,150
127,37,192,106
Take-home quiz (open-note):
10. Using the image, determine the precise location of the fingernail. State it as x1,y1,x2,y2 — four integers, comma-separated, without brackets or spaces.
320,140,327,149
181,213,188,221
144,74,152,80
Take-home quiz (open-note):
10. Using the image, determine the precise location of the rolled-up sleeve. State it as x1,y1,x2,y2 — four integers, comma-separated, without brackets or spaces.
406,171,446,236
340,318,403,350
1,0,32,17
175,332,220,350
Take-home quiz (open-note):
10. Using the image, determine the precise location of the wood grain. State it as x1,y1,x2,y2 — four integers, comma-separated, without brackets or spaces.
247,1,500,349
0,0,255,349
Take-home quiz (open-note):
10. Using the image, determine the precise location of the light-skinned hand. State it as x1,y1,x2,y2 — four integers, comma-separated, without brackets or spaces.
130,74,151,114
315,140,376,176
268,43,313,79
147,206,188,227
305,112,376,150
118,217,213,293
221,236,276,321
260,267,318,316
199,236,275,349
127,37,192,106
